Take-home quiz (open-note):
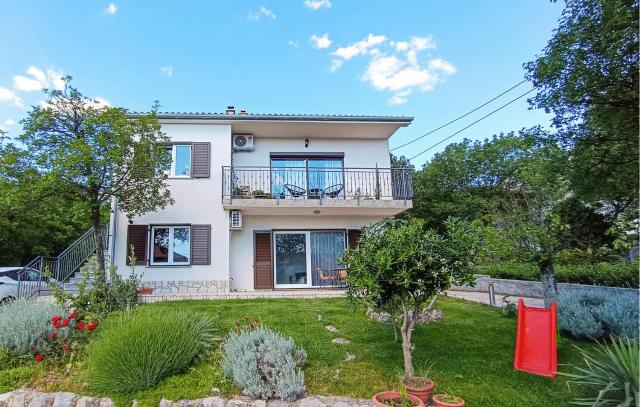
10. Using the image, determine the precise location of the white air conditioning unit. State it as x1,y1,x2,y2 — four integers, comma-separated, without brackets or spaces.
232,134,254,151
230,210,243,229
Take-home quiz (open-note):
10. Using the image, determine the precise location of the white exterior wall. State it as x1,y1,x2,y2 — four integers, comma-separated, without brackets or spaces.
232,137,391,169
111,123,232,283
229,215,381,291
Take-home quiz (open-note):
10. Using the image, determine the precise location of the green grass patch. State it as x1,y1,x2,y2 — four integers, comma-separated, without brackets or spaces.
0,297,594,406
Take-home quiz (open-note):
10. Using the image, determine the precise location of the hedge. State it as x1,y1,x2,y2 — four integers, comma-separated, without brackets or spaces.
475,262,639,288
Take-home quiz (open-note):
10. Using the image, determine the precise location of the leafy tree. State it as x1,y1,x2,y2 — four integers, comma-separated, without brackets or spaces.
525,0,639,220
19,77,173,272
0,142,93,265
339,217,480,378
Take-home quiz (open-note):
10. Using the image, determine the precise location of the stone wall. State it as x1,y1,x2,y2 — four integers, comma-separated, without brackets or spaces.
0,392,374,407
144,280,229,295
452,274,639,299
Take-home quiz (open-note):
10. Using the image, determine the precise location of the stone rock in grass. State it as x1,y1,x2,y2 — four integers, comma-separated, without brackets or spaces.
331,338,350,345
226,399,248,407
28,393,51,407
299,397,325,407
98,399,113,407
324,325,339,333
250,401,266,407
266,400,291,407
53,393,77,407
159,399,174,407
344,354,356,362
201,397,225,407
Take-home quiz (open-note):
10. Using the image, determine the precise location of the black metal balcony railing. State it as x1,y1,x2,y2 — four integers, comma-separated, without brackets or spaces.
222,166,413,201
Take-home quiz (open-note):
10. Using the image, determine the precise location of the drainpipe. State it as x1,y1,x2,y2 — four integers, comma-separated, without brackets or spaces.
109,196,118,273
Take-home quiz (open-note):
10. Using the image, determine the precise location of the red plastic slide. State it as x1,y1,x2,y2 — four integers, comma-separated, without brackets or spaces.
513,298,557,378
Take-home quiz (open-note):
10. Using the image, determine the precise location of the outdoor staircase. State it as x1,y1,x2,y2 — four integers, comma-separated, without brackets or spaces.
16,226,109,299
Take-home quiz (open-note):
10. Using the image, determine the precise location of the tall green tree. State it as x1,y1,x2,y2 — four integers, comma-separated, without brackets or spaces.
19,77,173,272
0,142,92,265
525,0,639,219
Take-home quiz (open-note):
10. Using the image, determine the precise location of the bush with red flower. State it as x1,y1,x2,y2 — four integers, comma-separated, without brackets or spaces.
31,310,99,363
231,314,261,334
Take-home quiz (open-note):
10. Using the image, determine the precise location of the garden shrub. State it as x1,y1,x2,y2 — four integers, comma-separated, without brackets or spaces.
557,290,639,340
222,324,307,401
476,261,639,288
0,300,65,354
88,309,216,393
52,254,141,319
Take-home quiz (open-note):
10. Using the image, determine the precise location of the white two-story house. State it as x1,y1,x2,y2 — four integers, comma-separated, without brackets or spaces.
108,108,413,295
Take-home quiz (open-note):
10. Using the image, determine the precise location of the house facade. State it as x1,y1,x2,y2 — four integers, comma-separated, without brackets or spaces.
108,109,413,295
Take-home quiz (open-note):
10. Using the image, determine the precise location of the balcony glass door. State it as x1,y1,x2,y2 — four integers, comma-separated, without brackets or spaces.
271,159,306,199
310,231,346,286
308,159,344,199
274,231,311,288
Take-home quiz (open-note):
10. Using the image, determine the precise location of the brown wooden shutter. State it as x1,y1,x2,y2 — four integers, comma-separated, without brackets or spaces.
191,224,211,265
191,143,210,178
347,229,362,249
126,225,148,265
254,232,273,289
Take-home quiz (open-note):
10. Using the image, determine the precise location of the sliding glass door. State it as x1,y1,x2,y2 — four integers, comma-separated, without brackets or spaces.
270,157,344,199
274,232,311,288
273,230,346,288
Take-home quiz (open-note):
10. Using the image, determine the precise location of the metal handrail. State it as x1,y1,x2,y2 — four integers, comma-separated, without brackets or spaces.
222,166,413,201
16,225,109,299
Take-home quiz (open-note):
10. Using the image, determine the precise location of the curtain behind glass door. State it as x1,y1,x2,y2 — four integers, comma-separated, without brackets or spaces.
271,159,306,198
308,159,344,198
310,231,346,286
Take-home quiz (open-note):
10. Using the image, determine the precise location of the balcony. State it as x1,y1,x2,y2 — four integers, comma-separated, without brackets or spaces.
222,166,413,215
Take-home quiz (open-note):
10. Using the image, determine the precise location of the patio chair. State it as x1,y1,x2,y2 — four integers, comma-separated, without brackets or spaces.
316,267,338,288
322,184,344,199
284,184,306,199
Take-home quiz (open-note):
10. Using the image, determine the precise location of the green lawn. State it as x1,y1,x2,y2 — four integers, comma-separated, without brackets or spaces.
0,297,591,406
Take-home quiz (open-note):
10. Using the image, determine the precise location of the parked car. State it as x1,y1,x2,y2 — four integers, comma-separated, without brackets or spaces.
0,267,41,303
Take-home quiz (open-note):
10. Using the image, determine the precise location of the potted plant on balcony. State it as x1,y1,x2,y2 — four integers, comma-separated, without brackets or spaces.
252,189,273,199
339,217,479,405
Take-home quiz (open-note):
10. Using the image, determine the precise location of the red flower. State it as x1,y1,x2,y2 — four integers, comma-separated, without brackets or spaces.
51,315,62,322
34,353,44,362
250,323,255,329
49,332,57,340
76,322,85,330
235,322,240,328
53,320,61,329
69,311,78,319
87,322,97,332
62,318,70,327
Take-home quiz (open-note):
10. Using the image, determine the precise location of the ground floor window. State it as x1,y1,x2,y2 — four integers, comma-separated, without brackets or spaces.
151,226,191,265
273,230,346,288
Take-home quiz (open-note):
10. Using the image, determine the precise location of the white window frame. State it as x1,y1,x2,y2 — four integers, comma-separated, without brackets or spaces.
167,144,191,178
273,231,312,289
150,225,191,265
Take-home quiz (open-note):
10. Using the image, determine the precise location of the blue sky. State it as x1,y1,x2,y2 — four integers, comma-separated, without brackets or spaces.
0,1,562,167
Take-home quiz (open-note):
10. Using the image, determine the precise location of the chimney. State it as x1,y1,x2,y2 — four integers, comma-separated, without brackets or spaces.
239,109,249,115
226,105,236,114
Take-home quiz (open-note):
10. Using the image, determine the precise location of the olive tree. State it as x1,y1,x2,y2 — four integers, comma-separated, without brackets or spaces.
339,217,480,378
20,77,173,272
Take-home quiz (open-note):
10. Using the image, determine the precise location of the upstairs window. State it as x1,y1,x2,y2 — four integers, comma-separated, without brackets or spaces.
164,144,191,177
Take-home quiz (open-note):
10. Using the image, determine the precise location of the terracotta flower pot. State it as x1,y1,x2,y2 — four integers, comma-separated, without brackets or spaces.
137,287,153,295
372,391,424,407
401,376,435,403
432,394,465,407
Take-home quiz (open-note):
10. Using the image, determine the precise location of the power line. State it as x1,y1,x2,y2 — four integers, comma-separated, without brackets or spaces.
407,88,535,161
390,79,528,152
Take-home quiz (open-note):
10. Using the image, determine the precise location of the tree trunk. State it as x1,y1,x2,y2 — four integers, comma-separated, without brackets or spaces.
400,304,416,378
91,205,106,275
539,258,558,307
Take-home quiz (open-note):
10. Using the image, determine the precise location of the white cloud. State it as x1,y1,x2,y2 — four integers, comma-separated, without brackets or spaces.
310,33,331,49
105,3,117,14
304,0,331,10
325,34,455,103
247,6,276,21
0,87,23,107
331,33,387,63
288,40,299,48
160,66,174,77
13,66,65,92
3,119,15,126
